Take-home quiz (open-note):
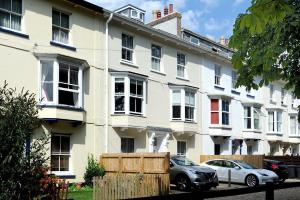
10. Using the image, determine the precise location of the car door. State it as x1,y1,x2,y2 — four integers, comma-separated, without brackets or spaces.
223,161,244,183
207,160,225,181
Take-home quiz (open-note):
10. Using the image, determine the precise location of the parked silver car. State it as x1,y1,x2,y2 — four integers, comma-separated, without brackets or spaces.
170,155,219,191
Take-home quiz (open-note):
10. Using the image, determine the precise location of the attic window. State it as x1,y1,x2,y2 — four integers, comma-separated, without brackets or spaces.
190,36,199,45
131,10,138,18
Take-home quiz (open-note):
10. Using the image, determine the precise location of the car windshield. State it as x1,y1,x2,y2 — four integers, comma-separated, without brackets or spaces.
234,160,257,169
172,157,197,166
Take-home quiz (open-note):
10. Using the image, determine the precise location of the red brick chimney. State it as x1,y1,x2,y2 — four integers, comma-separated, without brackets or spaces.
164,5,169,16
157,10,161,19
169,4,173,14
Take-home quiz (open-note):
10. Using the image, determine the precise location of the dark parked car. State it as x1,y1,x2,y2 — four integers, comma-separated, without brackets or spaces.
263,159,289,182
170,155,218,191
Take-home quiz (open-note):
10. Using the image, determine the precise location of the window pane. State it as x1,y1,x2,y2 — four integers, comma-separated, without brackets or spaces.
136,81,143,96
129,97,135,112
52,26,60,41
172,105,181,118
151,58,160,71
136,98,142,113
60,13,69,28
52,10,60,26
0,0,11,10
211,99,219,111
60,29,69,44
12,0,22,14
51,155,59,171
51,136,60,153
42,83,53,102
126,49,132,61
60,136,70,154
222,113,229,125
172,90,181,104
115,96,124,111
115,82,124,94
59,66,68,83
152,45,161,58
60,155,69,171
59,90,78,106
122,49,126,60
222,101,229,112
130,80,136,95
177,65,184,77
121,138,134,153
185,107,194,120
11,14,21,31
70,69,78,86
0,10,10,28
211,112,219,124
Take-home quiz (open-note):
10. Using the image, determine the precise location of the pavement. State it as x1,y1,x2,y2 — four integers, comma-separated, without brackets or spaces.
170,179,300,199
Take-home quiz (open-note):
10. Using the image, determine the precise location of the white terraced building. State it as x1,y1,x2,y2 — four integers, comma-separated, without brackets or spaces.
0,0,299,182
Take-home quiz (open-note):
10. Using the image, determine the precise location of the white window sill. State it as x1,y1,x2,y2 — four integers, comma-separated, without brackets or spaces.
150,69,166,76
171,120,197,124
281,102,287,107
267,132,283,136
270,99,277,104
176,76,189,81
38,104,84,111
0,26,29,39
51,171,74,176
289,135,300,138
50,40,76,51
243,129,262,133
214,85,225,90
111,113,146,118
120,60,139,68
209,125,232,130
231,88,240,95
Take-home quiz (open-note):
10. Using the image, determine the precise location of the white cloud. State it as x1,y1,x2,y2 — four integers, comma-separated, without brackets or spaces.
182,10,204,32
205,34,216,41
204,17,230,32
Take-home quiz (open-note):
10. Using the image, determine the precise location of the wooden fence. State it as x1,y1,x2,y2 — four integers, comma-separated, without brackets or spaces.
199,155,264,168
265,156,300,165
93,174,169,200
100,153,170,174
94,153,170,199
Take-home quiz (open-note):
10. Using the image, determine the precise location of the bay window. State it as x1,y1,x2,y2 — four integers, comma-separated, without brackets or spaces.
40,58,83,108
171,88,196,121
243,106,261,130
112,74,146,116
268,110,282,133
0,0,22,31
177,141,187,156
210,98,230,126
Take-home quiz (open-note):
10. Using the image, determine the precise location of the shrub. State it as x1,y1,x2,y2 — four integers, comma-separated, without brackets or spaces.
84,154,105,186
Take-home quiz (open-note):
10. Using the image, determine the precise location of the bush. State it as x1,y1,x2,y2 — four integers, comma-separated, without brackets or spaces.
0,83,49,200
84,154,105,186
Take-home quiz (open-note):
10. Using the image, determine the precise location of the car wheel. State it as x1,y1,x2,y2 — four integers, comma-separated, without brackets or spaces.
279,178,286,183
245,174,258,187
176,175,191,191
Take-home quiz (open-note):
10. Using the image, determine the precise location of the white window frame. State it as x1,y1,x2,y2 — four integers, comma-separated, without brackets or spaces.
50,134,72,175
243,106,261,130
121,33,134,63
177,140,187,156
185,91,195,122
269,84,275,102
210,98,231,126
268,110,283,134
177,53,187,79
0,0,23,32
112,74,146,116
170,88,196,122
52,9,71,45
214,65,221,86
281,88,286,105
39,58,83,108
151,44,162,72
289,115,298,136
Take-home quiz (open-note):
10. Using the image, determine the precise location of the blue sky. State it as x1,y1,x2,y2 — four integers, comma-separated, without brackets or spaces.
86,0,251,42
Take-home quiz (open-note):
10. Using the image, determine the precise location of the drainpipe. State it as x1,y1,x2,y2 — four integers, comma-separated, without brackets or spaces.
105,13,113,153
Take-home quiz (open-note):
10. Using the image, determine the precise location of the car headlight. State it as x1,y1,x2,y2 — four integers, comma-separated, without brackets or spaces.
258,172,269,176
189,170,204,175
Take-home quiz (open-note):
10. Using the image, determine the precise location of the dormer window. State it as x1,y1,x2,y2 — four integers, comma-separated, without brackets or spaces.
115,5,145,23
190,36,199,45
131,10,138,18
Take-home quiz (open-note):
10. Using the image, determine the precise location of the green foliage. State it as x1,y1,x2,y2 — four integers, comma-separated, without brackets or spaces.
0,82,49,200
230,0,300,118
84,154,105,186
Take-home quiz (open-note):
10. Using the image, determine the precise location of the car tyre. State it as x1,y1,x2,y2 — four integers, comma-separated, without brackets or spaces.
245,174,258,187
176,174,191,191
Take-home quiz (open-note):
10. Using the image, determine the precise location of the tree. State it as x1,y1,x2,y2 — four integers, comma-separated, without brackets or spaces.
0,83,49,200
229,0,300,117
84,154,105,186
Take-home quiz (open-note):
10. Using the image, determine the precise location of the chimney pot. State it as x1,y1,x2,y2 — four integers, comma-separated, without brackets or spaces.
152,10,157,20
169,4,174,14
157,10,161,19
164,5,169,16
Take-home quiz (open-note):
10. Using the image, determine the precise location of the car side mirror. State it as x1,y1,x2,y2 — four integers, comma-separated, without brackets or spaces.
170,162,174,168
234,166,241,170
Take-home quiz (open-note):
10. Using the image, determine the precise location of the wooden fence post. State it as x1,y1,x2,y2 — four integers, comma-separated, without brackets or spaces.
265,182,274,200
